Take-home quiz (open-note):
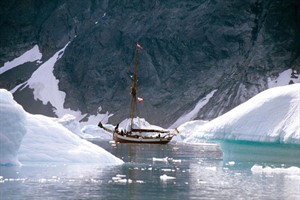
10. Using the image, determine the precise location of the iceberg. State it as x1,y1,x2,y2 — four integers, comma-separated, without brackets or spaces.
56,114,112,140
0,89,27,165
81,124,112,140
0,89,123,166
184,84,300,145
172,120,208,142
55,114,83,136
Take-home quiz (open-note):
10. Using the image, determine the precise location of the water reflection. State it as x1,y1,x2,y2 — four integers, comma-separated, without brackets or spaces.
0,163,115,199
1,141,299,199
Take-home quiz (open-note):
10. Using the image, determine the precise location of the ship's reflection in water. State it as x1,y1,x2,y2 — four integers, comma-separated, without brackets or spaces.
1,141,299,200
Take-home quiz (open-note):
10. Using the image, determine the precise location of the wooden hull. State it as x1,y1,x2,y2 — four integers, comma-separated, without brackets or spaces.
113,133,172,144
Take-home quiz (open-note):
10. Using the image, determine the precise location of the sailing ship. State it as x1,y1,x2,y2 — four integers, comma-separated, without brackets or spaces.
98,43,178,144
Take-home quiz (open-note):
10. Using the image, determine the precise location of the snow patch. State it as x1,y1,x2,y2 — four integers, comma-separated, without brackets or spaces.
80,110,113,127
25,43,79,118
0,45,42,75
268,69,300,88
170,90,217,128
20,43,111,125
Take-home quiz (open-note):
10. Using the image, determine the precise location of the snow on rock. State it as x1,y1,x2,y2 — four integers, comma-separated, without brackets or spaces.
0,45,42,75
0,89,123,166
80,108,113,127
268,69,300,88
21,43,111,125
169,89,217,128
0,89,27,165
184,84,300,145
25,43,79,118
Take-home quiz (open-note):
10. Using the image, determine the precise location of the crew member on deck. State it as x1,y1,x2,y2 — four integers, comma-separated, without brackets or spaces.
115,123,119,133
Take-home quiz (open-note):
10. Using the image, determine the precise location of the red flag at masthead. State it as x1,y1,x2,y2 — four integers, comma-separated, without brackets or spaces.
136,43,143,49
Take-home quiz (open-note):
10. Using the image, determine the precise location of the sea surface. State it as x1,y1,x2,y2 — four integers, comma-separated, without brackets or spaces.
1,140,299,200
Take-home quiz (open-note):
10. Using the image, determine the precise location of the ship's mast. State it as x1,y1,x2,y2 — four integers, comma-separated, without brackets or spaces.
130,46,139,130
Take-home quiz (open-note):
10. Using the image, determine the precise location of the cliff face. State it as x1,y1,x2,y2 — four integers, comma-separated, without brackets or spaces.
1,0,299,126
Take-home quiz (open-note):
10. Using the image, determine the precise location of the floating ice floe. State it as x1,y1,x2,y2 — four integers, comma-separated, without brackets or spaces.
251,165,300,175
160,174,176,181
110,174,144,184
161,169,175,172
227,161,235,166
153,157,169,162
152,157,182,163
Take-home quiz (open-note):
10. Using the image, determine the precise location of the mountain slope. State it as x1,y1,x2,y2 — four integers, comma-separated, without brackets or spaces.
0,0,299,127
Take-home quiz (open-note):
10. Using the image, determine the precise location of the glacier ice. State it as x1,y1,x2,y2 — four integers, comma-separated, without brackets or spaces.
184,84,300,145
0,89,123,166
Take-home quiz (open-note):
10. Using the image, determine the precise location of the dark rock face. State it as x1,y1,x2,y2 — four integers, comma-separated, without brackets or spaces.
0,0,299,127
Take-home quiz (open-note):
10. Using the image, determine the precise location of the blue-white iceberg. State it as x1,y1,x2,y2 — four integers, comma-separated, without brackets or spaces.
0,89,123,166
184,84,300,145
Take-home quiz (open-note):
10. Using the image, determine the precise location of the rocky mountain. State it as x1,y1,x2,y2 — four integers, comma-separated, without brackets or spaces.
0,0,299,127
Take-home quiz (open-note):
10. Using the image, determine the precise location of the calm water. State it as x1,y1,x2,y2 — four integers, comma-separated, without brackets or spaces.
1,140,300,200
